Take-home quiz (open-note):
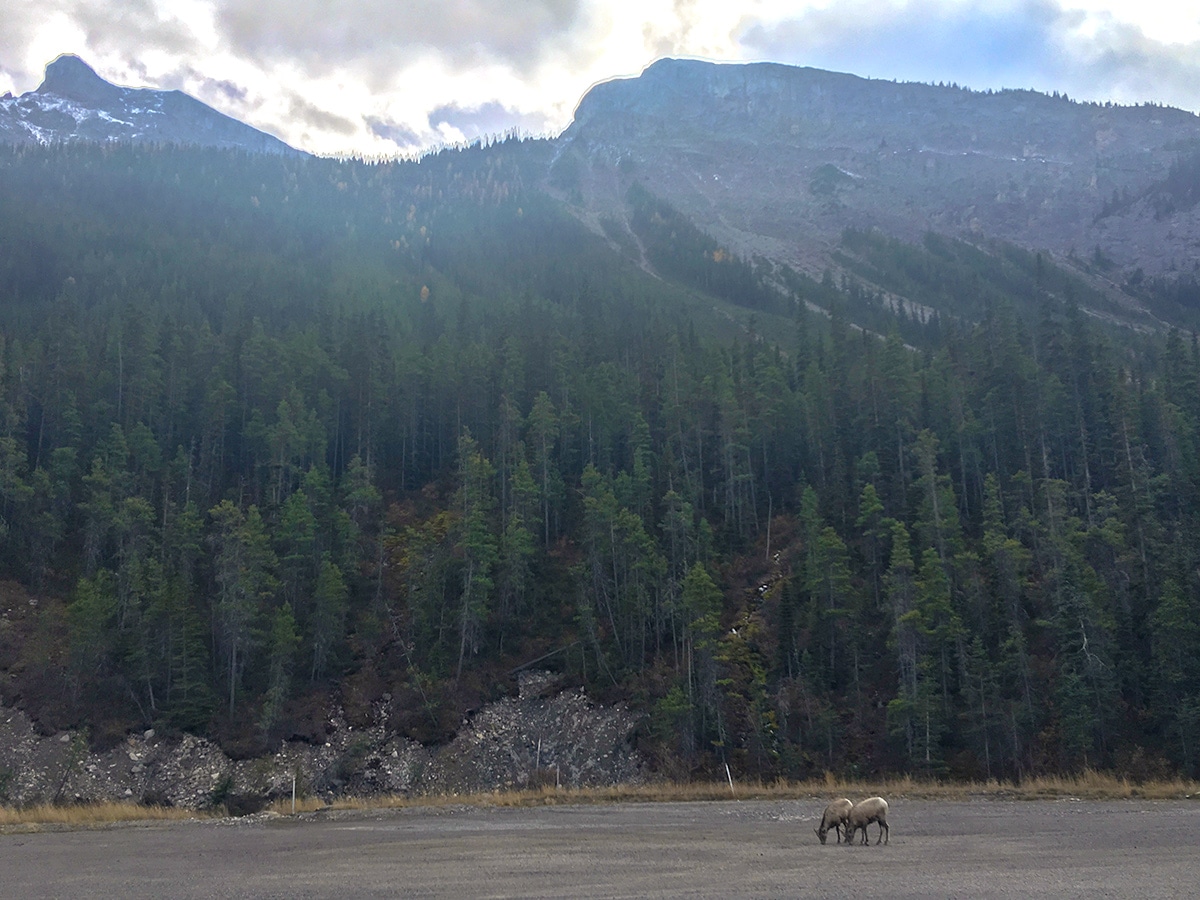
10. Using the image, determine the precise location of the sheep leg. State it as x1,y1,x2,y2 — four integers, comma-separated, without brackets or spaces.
876,821,889,845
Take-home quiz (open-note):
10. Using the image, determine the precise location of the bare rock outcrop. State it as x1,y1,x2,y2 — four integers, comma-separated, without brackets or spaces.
0,671,645,810
420,671,645,795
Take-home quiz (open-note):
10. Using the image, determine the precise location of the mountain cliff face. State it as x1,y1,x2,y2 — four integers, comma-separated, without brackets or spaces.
557,58,1200,281
0,55,299,155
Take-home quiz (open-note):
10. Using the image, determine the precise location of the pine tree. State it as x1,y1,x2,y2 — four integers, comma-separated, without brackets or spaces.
526,391,560,545
454,430,497,679
310,555,348,681
209,501,278,716
260,602,300,741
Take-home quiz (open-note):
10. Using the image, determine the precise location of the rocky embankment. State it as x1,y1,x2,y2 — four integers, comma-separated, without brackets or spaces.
0,671,645,810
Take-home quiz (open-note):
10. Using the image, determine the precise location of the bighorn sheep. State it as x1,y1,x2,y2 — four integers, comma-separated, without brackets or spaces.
845,797,889,845
815,798,853,844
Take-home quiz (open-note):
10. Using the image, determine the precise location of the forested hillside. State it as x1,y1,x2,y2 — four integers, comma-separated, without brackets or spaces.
2,140,1199,783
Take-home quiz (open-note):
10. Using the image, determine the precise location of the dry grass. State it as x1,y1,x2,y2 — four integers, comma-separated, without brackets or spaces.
0,801,206,832
277,769,1200,814
5,770,1199,830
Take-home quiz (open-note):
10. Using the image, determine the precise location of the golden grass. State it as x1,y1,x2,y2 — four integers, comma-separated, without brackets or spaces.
273,769,1200,814
5,770,1199,830
0,800,206,832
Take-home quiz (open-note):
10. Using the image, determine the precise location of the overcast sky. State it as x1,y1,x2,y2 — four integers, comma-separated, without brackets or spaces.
2,1,1199,156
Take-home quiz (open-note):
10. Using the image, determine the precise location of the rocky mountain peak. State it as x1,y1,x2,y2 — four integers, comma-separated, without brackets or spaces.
2,53,300,155
36,54,124,106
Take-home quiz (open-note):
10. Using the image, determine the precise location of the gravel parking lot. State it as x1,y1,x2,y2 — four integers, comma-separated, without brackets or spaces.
3,798,1198,898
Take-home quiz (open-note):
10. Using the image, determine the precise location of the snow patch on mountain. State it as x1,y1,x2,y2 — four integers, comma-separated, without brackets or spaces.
0,54,300,156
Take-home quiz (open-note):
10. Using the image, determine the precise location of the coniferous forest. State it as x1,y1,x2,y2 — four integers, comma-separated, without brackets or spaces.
2,139,1200,783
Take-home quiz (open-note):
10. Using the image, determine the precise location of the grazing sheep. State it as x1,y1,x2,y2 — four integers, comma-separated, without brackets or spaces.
845,797,889,845
815,798,853,844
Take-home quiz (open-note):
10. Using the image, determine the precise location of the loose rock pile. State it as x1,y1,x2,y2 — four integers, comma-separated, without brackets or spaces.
419,671,645,795
0,671,645,809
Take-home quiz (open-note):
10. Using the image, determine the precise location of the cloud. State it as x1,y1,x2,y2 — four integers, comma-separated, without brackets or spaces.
366,115,422,149
735,0,1200,110
202,76,248,104
1063,16,1200,110
39,1,198,66
145,62,247,103
286,93,357,135
427,101,553,141
2,0,208,92
212,0,585,79
737,1,1074,90
1,4,72,89
66,0,201,59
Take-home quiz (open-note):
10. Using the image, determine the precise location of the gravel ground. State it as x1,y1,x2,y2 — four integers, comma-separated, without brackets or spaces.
2,798,1199,898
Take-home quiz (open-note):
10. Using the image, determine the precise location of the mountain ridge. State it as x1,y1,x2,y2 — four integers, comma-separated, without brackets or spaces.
0,54,299,155
5,52,1200,332
556,57,1200,301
